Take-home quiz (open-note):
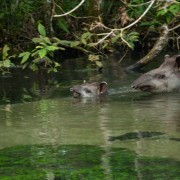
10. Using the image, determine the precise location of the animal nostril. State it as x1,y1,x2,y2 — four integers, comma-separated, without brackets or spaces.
132,85,138,89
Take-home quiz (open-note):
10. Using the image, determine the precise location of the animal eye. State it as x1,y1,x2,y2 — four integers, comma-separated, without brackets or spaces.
156,74,166,79
84,88,92,93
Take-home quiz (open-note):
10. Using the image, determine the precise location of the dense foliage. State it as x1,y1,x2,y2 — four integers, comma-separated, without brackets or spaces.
0,0,179,74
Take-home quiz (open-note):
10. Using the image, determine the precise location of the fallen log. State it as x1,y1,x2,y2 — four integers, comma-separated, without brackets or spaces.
126,24,169,71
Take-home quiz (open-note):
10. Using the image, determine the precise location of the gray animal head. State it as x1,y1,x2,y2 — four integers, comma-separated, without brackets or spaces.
70,81,108,98
132,55,180,93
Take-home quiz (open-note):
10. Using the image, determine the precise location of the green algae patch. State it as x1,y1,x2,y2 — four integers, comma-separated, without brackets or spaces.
0,145,104,180
0,145,180,180
137,157,180,180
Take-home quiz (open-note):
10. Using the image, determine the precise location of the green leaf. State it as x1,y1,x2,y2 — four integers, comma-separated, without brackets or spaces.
128,41,134,49
80,32,91,45
112,34,120,43
23,94,32,100
40,42,48,47
140,21,159,27
38,23,46,37
102,43,108,49
59,47,66,50
3,59,11,67
32,38,42,43
45,46,59,51
73,46,89,53
157,9,167,16
19,52,30,58
35,45,44,49
81,38,87,45
20,52,31,64
88,54,100,61
95,61,103,68
9,54,16,58
2,45,10,60
30,64,38,71
52,37,62,43
44,37,52,45
22,63,29,69
38,49,47,58
48,67,58,73
52,43,59,46
0,61,3,68
128,32,139,41
166,15,172,24
33,58,41,63
53,68,58,72
54,62,60,67
168,4,180,15
70,41,81,47
81,32,91,39
39,35,45,40
31,51,39,57
58,40,71,46
88,43,96,47
57,19,69,33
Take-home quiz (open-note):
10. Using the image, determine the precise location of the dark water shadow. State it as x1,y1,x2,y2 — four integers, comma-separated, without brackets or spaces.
169,138,180,142
109,131,165,141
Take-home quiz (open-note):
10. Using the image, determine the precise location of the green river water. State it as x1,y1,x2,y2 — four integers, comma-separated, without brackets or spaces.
0,56,180,179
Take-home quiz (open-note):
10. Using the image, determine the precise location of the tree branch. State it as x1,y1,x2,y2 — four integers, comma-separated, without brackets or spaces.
128,1,152,7
169,23,180,32
53,0,85,17
126,24,169,71
90,0,155,45
121,0,155,31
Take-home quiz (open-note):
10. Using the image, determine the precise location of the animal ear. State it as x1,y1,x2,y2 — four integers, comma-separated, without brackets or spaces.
99,82,108,94
176,55,180,69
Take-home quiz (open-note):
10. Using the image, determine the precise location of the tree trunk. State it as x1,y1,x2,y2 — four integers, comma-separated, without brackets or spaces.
88,0,103,23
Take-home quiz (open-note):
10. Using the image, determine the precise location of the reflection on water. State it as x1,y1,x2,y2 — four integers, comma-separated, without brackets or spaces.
0,56,180,179
109,131,165,141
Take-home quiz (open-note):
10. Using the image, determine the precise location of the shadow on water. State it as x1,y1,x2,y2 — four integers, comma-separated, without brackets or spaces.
0,144,180,180
0,69,55,105
109,131,165,141
169,138,180,142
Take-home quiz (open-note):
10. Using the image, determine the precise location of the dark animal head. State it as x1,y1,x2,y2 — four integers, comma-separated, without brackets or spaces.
132,55,180,93
70,81,108,98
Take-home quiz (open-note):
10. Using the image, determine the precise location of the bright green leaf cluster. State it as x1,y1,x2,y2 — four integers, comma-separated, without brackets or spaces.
157,3,180,23
18,23,62,72
0,45,15,74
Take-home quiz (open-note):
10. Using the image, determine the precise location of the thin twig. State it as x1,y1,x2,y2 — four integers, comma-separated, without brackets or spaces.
128,1,152,7
53,0,85,17
118,48,128,64
169,23,180,31
91,0,156,45
121,0,155,31
120,30,131,48
95,31,114,45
